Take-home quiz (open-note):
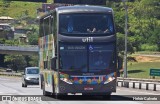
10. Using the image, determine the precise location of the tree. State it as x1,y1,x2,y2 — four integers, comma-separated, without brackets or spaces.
29,56,38,66
28,33,38,45
0,39,5,44
117,32,135,55
27,25,39,45
4,55,27,72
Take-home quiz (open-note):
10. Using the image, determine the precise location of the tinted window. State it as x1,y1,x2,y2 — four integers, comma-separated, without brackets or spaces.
59,13,114,36
60,44,87,72
59,43,115,72
89,44,114,72
27,68,39,74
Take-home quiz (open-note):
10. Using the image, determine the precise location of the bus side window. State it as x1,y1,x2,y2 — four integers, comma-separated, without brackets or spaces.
43,18,49,36
44,61,48,69
50,15,54,34
51,57,56,70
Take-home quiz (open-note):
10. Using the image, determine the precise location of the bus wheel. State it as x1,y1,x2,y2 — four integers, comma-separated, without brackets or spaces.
40,74,44,89
52,76,55,96
42,81,50,96
43,88,48,96
22,83,24,87
56,93,67,99
42,81,47,96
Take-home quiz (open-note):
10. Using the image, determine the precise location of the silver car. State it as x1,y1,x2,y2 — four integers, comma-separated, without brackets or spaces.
22,67,39,87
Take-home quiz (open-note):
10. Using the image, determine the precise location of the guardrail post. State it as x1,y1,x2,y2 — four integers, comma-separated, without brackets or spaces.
122,81,129,88
117,78,159,91
146,83,149,90
133,82,135,88
153,84,156,91
126,82,129,88
139,82,141,89
121,81,123,87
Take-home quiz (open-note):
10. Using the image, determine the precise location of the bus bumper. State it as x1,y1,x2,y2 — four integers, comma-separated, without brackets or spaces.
58,79,116,95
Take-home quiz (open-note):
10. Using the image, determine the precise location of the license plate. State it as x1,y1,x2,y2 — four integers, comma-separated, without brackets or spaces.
84,87,93,90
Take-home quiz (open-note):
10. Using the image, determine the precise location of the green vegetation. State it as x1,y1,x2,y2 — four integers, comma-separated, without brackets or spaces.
0,0,159,53
110,0,160,79
134,51,160,55
4,54,27,72
0,0,53,19
127,62,160,79
140,44,159,51
0,1,40,18
1,38,39,72
107,0,160,54
0,25,39,72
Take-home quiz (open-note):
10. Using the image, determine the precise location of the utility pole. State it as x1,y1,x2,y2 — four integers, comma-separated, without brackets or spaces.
122,0,128,78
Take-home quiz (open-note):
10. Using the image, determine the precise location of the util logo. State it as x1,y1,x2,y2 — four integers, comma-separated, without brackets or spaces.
82,37,93,42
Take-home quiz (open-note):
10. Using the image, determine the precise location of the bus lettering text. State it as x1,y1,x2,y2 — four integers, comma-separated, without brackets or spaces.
82,37,93,42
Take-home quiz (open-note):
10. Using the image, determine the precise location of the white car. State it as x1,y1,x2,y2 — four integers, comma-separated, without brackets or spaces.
6,68,12,72
22,67,39,87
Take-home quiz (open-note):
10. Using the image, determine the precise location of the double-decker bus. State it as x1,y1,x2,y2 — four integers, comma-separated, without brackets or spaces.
39,5,117,98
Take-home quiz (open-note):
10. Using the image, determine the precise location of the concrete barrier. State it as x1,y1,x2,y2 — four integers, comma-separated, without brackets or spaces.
117,77,160,91
0,72,21,77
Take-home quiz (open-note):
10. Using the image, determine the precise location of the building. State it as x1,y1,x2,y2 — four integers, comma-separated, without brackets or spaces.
0,16,14,23
0,23,14,39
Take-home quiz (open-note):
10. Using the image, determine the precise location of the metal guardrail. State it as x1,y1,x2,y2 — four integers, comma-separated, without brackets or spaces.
0,72,21,77
0,44,38,51
117,77,160,91
0,44,38,47
0,44,38,55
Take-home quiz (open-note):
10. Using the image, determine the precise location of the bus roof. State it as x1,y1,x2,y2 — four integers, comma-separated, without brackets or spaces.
39,5,113,20
56,5,113,14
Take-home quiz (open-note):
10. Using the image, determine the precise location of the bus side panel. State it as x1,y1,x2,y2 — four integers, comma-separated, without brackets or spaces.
39,11,57,94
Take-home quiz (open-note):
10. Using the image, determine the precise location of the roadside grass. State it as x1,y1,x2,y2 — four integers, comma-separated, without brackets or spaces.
0,2,41,19
0,68,6,72
134,51,160,55
126,62,160,79
0,67,23,73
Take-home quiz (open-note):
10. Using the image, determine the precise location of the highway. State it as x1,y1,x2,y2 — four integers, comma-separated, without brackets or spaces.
0,76,159,104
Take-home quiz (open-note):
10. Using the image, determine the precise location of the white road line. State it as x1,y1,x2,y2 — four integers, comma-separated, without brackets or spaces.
117,88,159,95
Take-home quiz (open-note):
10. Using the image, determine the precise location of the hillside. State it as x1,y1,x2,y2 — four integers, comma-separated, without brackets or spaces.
0,0,52,19
0,0,160,53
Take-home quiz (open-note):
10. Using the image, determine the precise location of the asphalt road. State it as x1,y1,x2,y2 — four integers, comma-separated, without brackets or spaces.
0,76,160,104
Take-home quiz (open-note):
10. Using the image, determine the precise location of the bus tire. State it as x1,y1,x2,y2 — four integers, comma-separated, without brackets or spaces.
42,81,50,96
52,75,55,96
22,83,24,87
102,93,111,100
56,93,67,99
42,81,46,96
40,74,44,89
